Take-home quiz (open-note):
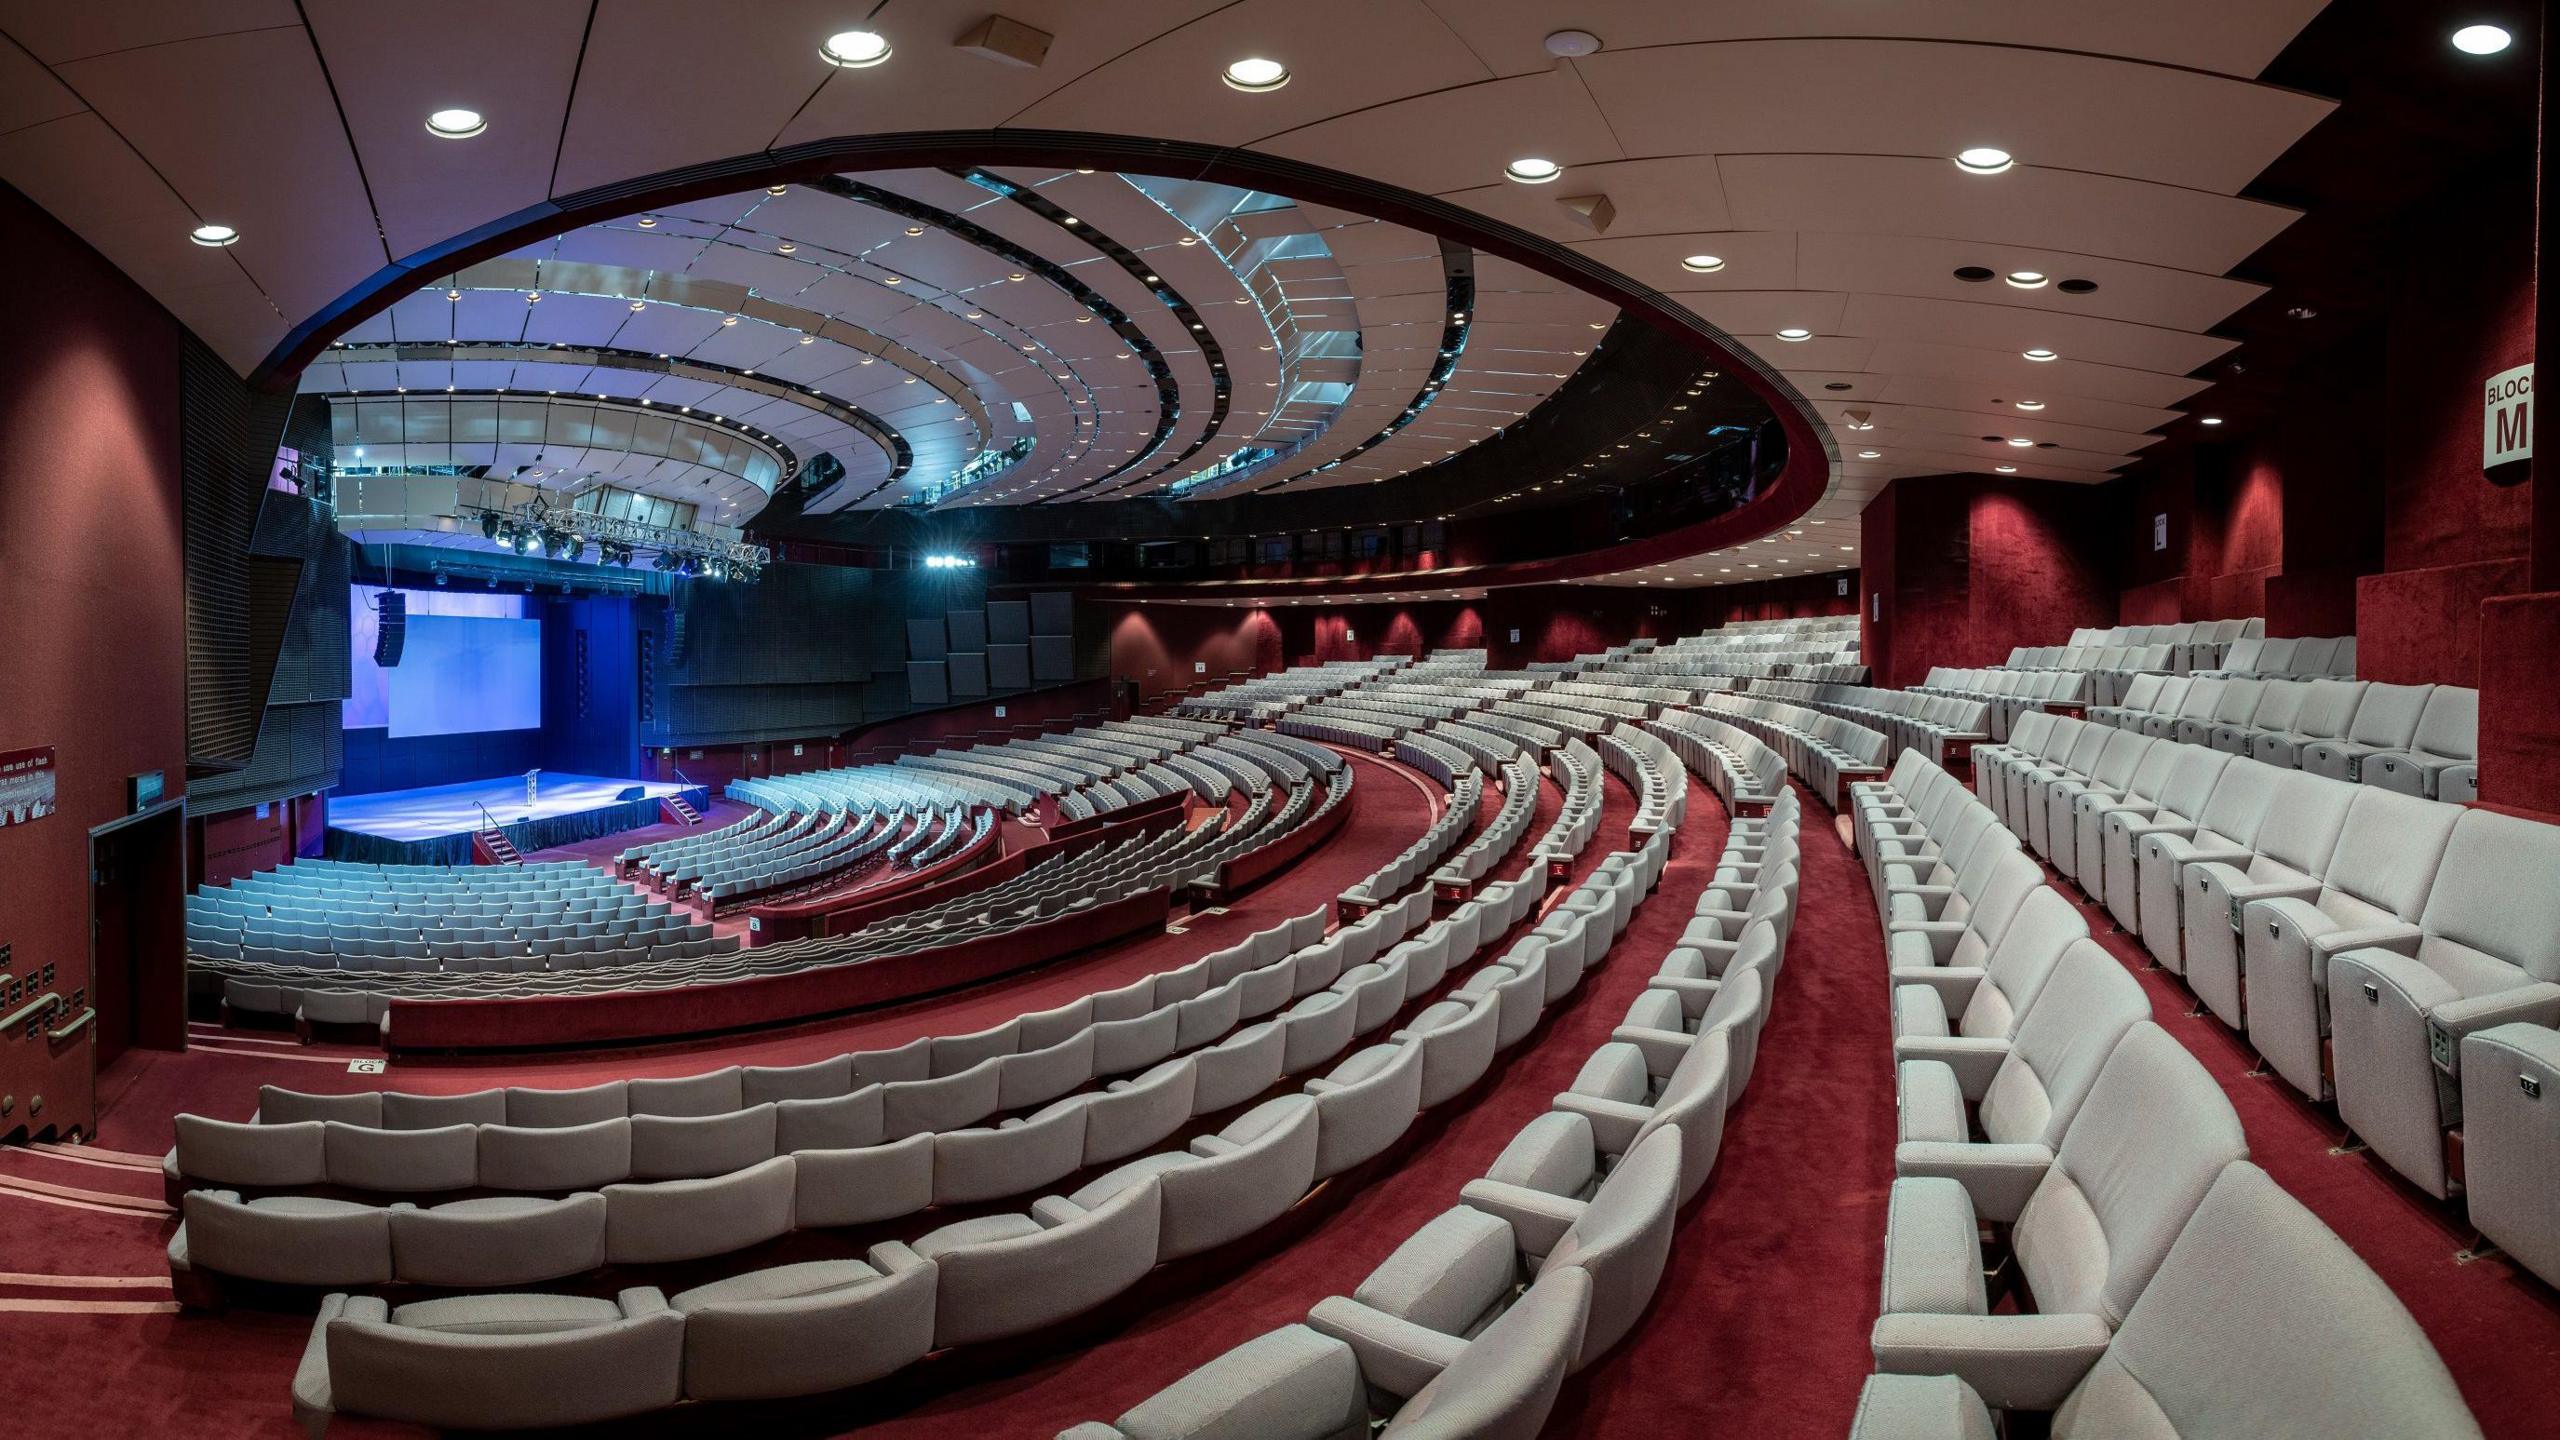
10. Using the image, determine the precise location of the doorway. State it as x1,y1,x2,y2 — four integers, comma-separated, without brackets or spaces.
90,800,188,1064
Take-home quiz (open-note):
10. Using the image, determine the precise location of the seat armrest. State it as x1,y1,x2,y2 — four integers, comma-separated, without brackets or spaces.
868,1239,932,1275
1305,1295,1470,1399
1552,1092,1652,1155
616,1287,672,1319
1031,1195,1090,1228
1870,1312,2115,1413
340,1294,391,1325
1457,1178,1584,1258
2431,982,2560,1076
1893,1141,2054,1225
1611,1023,1695,1078
1887,920,1966,966
1647,976,1721,1022
1890,966,1986,1017
1891,1037,2011,1099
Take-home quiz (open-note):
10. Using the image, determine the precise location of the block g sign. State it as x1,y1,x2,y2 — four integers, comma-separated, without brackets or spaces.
2484,362,2533,483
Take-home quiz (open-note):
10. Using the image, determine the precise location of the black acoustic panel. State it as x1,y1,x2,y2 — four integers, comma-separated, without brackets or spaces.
948,651,988,698
988,599,1030,645
906,616,948,660
1031,633,1074,683
1030,591,1074,636
907,659,950,706
989,643,1030,690
947,608,987,653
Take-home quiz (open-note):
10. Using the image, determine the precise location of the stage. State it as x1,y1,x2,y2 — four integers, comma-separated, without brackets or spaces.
325,773,710,866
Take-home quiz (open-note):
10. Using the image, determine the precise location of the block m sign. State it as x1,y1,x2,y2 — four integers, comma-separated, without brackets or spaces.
2484,362,2533,472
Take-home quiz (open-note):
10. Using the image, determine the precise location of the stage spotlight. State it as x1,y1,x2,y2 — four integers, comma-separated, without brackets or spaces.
480,512,503,542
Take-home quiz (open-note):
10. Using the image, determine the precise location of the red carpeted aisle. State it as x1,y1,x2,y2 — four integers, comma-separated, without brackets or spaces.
1552,780,1894,1438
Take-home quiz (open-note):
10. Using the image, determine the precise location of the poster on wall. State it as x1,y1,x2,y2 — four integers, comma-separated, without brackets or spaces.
0,747,59,828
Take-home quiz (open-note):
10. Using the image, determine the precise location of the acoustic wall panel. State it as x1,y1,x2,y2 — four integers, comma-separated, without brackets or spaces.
1030,591,1074,636
906,617,948,660
948,652,988,698
989,644,1030,690
1031,634,1074,683
988,600,1030,645
906,660,950,706
948,609,987,654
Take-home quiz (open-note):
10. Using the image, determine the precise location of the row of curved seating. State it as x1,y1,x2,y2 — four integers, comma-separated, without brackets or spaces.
1842,752,2477,1437
1961,717,2560,1254
1437,753,1541,888
1695,692,1886,809
1912,665,2097,736
1647,709,1786,811
1757,680,1990,768
1062,754,1800,1439
1529,737,1605,862
1599,722,1688,839
285,797,1664,1433
2089,674,2479,801
1344,767,1483,908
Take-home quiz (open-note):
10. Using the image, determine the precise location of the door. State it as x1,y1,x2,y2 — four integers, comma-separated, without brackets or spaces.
90,801,188,1063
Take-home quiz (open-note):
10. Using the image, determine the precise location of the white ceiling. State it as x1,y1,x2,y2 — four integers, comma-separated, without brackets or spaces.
0,0,2340,555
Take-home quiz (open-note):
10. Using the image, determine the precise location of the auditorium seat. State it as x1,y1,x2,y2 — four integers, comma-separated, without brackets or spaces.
2172,769,2357,1027
293,1288,685,1435
2098,746,2237,932
1870,1024,2247,1411
2128,756,2286,969
2249,678,2364,768
1850,1163,2476,1439
2324,807,2560,1199
670,1253,939,1402
1891,889,2087,1094
1480,1028,1732,1210
1058,1266,1591,1440
2362,684,2480,802
901,1174,1164,1347
1069,1094,1321,1261
1310,1128,1679,1380
2300,681,2432,782
2235,786,2464,1099
1893,939,2151,1223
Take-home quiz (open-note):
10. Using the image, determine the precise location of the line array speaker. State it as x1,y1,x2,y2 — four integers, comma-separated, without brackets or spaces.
373,591,407,667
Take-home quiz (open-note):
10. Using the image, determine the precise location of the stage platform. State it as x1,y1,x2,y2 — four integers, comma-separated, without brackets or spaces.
325,773,709,866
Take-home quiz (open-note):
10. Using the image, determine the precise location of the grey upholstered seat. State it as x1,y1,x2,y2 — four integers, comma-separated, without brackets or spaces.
1871,1024,2248,1411
1851,1162,2478,1439
671,1253,938,1401
292,1287,685,1435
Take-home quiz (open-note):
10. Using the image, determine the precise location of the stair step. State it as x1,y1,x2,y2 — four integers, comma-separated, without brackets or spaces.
668,795,703,826
478,828,524,866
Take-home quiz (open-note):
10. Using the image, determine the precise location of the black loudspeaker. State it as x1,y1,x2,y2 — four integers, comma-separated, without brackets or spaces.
374,591,407,667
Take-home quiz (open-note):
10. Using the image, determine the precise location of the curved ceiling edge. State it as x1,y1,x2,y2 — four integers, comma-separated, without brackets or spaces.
248,128,1837,564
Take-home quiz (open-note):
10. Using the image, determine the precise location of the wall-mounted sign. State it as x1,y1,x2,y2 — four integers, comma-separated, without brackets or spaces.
0,747,58,828
1871,594,1883,623
129,769,165,813
1193,661,1206,675
1344,629,1356,643
2153,513,2169,552
994,705,1007,719
791,744,804,757
1836,576,1850,596
2485,362,2534,471
1507,628,1521,644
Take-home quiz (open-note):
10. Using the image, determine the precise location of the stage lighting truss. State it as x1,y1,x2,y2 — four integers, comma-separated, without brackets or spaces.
467,501,769,582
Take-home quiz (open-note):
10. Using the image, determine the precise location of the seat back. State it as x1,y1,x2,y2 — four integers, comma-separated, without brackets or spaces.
2289,679,2365,741
2248,770,2360,879
2408,685,2479,761
2413,809,2560,988
2018,1023,2248,1325
2243,679,2307,735
2055,1162,2478,1439
1386,1266,1591,1439
2312,787,2463,929
1543,1127,1681,1363
2255,637,2301,674
1959,887,2088,1041
2086,730,2153,790
2188,756,2286,846
2115,674,2167,713
1981,940,2152,1149
2342,683,2433,749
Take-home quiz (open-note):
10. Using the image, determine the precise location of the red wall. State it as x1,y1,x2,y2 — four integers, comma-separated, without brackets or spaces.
194,793,328,888
0,183,190,1086
1860,474,2118,689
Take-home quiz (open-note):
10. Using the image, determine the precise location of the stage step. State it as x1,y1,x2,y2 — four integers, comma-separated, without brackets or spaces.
476,828,524,866
667,794,703,826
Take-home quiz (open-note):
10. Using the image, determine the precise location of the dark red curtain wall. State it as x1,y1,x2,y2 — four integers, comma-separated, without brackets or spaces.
0,183,191,1044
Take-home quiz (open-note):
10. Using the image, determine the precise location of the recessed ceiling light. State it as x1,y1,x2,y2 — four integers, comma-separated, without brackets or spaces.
820,30,892,67
2200,416,2224,426
628,300,646,312
881,275,901,285
1504,157,1563,184
1857,449,1882,459
445,287,461,301
722,315,740,326
2006,436,2034,447
765,185,787,197
190,222,239,247
2452,23,2512,54
1995,464,2019,473
799,335,816,345
2004,270,2049,289
424,107,486,139
524,291,541,303
777,241,797,254
1679,254,1727,274
1954,146,2014,175
636,216,658,229
2023,348,2059,362
1008,272,1026,281
1223,57,1290,91
2015,400,2045,411
1775,327,1813,342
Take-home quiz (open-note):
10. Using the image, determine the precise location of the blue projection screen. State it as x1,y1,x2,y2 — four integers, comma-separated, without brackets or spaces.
384,615,543,737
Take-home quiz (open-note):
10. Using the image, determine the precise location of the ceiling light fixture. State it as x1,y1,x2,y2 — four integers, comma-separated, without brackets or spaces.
628,300,646,311
1223,57,1290,91
799,334,816,344
2452,23,2513,54
765,185,787,197
722,315,740,326
820,30,892,67
637,216,658,228
1857,449,1882,459
424,107,486,139
1680,254,1725,273
2200,416,2224,426
1954,146,2015,175
2005,436,2034,447
777,241,797,253
2023,348,2059,362
2004,270,2049,289
2015,400,2045,411
1775,327,1813,342
1995,463,2019,473
190,222,239,247
1504,157,1563,184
